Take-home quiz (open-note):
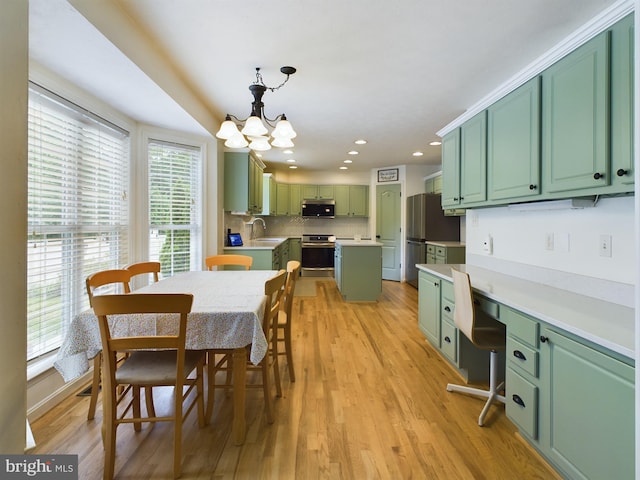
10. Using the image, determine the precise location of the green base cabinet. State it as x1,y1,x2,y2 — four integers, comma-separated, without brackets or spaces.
335,243,381,302
288,237,301,263
503,306,635,479
418,271,441,344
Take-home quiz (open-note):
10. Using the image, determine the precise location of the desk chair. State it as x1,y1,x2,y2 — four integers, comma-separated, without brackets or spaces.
92,293,206,480
125,261,161,288
446,268,506,426
205,254,253,271
206,269,287,423
85,269,132,421
276,260,301,381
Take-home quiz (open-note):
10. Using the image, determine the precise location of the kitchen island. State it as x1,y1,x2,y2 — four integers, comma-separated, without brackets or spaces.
335,239,383,302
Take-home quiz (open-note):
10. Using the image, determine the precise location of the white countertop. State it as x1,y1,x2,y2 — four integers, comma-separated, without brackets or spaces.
417,263,634,359
224,237,288,250
425,241,466,247
336,239,383,246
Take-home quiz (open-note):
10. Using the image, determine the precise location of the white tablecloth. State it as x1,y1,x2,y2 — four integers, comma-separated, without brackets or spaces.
54,270,278,381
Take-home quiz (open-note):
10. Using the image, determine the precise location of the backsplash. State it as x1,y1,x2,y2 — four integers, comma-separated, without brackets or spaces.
224,213,370,241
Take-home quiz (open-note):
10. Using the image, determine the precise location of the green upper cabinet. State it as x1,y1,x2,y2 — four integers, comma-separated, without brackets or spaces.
289,184,302,216
542,30,610,194
262,173,276,216
610,13,634,189
460,111,487,205
441,129,461,208
488,77,541,201
335,185,369,217
224,152,264,214
276,183,290,216
302,184,334,199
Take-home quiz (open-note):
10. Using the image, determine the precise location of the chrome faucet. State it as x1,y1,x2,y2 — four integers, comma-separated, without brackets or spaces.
249,217,266,239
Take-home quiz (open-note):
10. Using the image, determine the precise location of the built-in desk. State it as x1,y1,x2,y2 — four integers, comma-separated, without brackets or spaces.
416,264,634,480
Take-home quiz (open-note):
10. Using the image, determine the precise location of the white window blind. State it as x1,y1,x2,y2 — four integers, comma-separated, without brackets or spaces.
148,140,202,276
27,83,130,361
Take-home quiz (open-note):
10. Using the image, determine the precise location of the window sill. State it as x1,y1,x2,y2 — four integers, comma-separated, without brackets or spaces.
27,351,58,381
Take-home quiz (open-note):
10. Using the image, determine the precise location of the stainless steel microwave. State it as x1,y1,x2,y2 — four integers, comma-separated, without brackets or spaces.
302,199,335,217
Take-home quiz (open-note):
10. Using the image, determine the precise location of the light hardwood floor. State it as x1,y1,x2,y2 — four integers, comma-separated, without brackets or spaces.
31,279,561,479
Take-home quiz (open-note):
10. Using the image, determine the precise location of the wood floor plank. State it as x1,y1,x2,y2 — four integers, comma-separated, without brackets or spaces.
31,279,561,479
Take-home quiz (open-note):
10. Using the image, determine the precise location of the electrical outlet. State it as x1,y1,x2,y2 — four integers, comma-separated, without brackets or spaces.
483,235,493,255
599,234,612,257
545,233,554,251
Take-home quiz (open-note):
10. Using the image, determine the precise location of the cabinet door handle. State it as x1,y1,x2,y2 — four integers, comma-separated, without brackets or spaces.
444,306,451,313
593,172,604,180
540,335,549,343
513,350,526,361
529,184,537,190
444,336,451,343
512,394,526,408
617,168,628,177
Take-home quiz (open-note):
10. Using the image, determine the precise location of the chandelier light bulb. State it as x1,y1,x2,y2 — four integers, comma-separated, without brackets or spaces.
241,116,268,137
271,118,297,139
224,132,249,148
248,136,272,151
216,118,240,140
271,136,295,148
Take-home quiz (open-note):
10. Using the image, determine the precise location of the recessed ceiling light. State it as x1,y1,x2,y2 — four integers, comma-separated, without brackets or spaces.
343,159,353,164
348,150,359,155
340,166,348,170
283,149,294,154
286,158,296,163
429,141,442,146
289,165,297,169
413,151,424,157
354,139,367,145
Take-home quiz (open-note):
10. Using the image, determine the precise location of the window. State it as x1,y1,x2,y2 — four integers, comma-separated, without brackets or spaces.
27,83,129,361
148,140,202,276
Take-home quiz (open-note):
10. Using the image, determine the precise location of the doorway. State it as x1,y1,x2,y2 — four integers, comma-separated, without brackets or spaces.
376,183,402,281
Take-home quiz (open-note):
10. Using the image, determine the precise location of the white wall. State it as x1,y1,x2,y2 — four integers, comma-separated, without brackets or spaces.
0,0,28,453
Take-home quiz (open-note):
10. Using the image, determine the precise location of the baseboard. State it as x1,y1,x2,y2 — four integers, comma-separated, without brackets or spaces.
27,372,91,422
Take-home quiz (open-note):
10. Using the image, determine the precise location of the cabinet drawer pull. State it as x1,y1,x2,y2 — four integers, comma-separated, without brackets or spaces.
444,336,451,343
617,168,628,177
593,172,604,180
512,394,526,408
444,306,451,313
513,350,526,361
540,336,549,343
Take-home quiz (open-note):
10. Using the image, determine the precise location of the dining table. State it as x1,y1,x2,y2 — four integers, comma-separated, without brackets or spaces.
54,269,279,445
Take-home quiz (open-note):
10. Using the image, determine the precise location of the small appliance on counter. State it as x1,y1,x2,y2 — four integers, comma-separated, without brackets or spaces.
227,232,243,247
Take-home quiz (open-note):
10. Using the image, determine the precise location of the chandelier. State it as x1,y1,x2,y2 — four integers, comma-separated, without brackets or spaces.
215,66,297,151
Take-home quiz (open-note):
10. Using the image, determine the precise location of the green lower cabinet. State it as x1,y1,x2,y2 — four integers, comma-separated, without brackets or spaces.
418,271,440,345
335,243,382,301
288,237,301,262
503,305,635,479
539,327,635,480
222,248,277,270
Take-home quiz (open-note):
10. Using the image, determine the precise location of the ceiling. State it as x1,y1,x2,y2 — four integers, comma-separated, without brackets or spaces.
29,0,620,175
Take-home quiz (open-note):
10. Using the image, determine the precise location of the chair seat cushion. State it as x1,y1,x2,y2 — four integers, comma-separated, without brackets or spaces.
472,325,506,351
116,350,205,385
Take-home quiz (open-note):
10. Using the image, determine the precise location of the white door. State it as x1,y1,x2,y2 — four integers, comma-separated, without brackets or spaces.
376,183,401,281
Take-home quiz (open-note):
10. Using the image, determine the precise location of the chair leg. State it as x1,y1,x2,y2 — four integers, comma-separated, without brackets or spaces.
145,386,156,418
133,386,142,432
88,354,102,420
446,350,505,426
284,325,295,382
262,361,274,423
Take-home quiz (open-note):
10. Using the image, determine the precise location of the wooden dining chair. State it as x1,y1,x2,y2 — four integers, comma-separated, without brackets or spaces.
276,260,301,381
85,269,132,421
92,293,206,480
206,269,287,423
205,254,253,271
125,261,161,288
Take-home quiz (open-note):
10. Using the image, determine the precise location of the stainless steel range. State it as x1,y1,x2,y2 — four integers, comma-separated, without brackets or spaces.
301,234,335,277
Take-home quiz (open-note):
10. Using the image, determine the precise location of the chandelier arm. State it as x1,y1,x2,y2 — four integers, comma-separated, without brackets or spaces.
225,113,248,123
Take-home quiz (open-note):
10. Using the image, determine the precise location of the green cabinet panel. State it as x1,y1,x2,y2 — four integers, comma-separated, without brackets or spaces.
506,367,539,439
488,76,541,200
262,174,276,216
542,30,610,193
418,271,440,344
276,183,290,216
539,326,634,479
335,243,381,302
289,184,302,216
611,14,634,189
288,237,301,262
335,185,369,216
222,248,274,270
224,152,264,214
425,175,443,195
441,129,461,207
302,184,334,199
460,111,487,205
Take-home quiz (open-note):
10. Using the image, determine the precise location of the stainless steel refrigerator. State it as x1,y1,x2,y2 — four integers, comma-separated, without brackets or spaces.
406,193,460,288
